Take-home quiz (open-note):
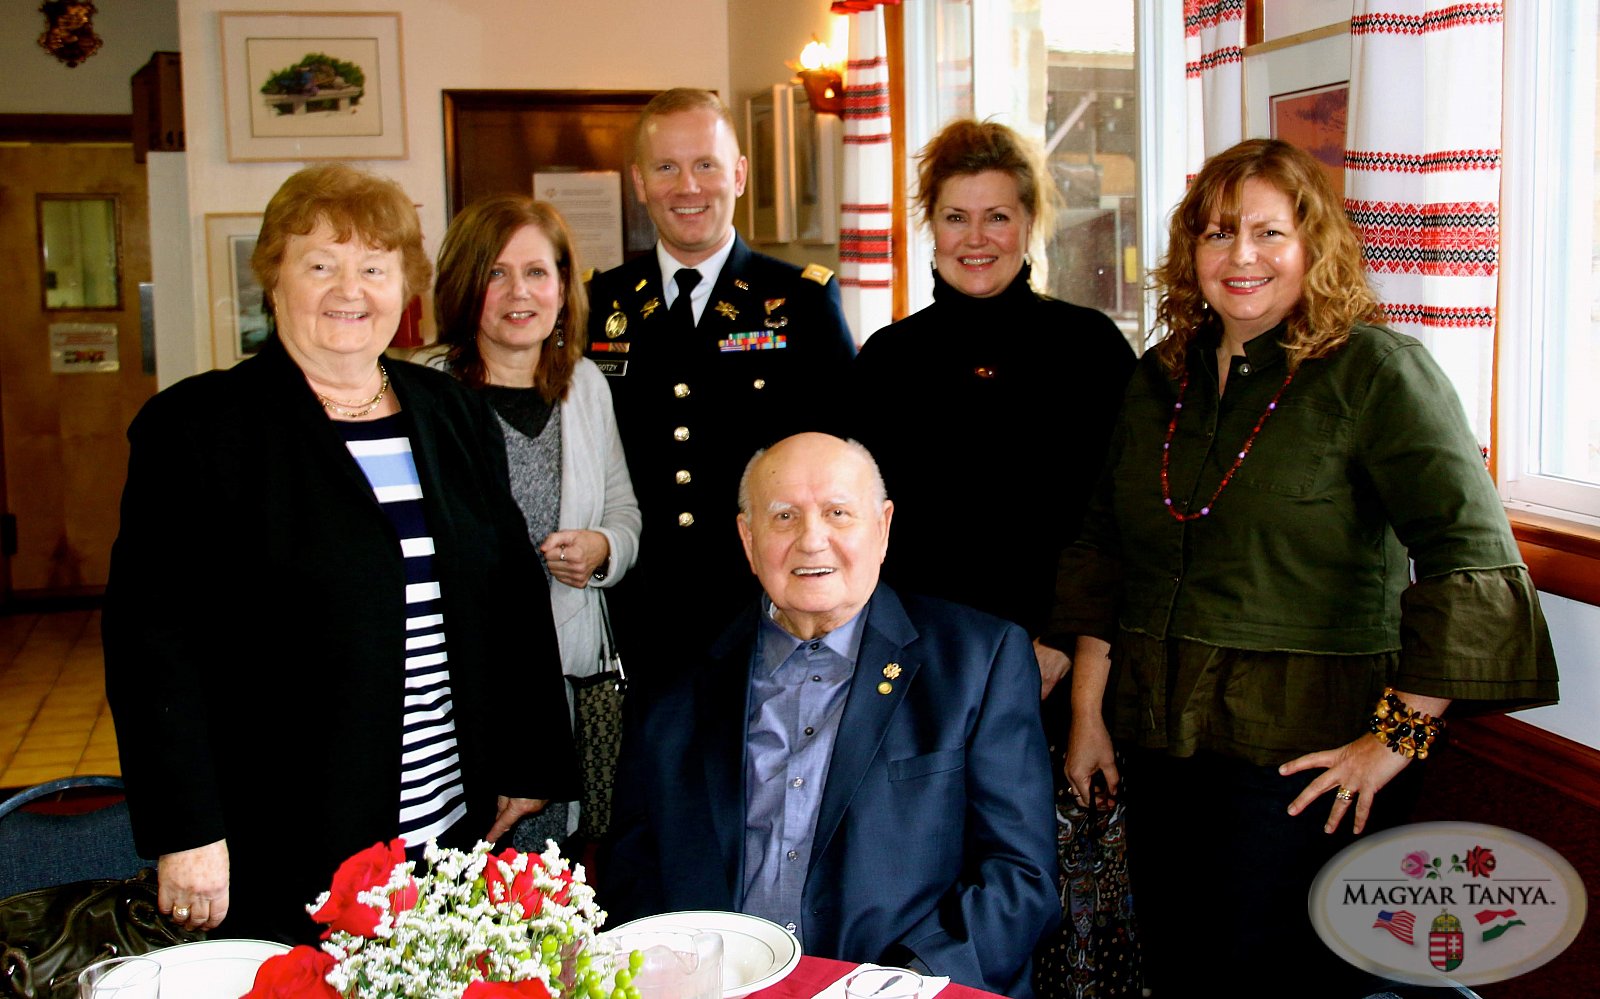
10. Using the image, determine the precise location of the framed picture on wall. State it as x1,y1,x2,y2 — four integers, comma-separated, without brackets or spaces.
1244,25,1351,195
204,213,268,368
746,85,796,244
218,12,408,162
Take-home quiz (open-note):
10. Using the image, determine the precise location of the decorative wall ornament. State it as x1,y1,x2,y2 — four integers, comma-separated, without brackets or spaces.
37,1,102,68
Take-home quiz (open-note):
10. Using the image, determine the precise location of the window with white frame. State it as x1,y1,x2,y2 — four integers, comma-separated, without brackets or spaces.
1500,0,1600,525
900,0,1183,351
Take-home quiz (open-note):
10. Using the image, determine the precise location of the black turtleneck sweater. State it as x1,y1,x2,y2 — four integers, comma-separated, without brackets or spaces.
851,265,1136,638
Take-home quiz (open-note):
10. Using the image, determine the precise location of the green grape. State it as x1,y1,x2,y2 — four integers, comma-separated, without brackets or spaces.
575,952,592,972
549,961,564,980
612,970,632,988
612,988,628,999
628,950,645,974
625,986,641,999
541,936,561,957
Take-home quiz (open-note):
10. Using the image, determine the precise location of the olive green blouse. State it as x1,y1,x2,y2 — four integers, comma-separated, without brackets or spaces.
1055,322,1559,763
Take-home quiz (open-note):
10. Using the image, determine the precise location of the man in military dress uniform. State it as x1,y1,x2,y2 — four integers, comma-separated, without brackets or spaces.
586,88,856,673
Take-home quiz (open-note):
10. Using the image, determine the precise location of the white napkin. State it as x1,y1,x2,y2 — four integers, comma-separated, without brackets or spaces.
810,963,950,999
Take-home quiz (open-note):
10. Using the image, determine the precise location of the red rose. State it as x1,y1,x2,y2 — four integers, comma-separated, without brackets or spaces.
463,979,554,999
1465,845,1497,878
311,839,410,939
483,848,545,918
244,945,340,999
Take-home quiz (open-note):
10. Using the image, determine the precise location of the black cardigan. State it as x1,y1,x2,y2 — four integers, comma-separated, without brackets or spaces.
103,338,576,943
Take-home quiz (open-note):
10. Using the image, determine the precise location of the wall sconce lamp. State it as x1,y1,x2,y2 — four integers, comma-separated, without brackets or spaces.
38,0,103,68
789,38,844,115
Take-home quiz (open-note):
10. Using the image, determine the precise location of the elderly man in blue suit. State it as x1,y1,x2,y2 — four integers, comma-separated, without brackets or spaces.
606,433,1058,998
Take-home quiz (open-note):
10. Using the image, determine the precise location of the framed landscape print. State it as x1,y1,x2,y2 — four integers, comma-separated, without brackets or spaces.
204,213,268,367
219,11,408,162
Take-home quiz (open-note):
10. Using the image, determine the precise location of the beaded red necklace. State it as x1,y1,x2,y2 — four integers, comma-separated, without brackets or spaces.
1160,368,1296,521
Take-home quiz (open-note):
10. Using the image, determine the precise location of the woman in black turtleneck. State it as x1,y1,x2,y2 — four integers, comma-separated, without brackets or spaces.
852,119,1135,699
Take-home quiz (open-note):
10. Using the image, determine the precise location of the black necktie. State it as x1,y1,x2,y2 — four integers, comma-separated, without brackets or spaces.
669,267,702,331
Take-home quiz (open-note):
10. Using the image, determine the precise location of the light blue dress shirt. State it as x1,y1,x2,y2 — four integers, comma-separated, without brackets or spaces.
741,601,864,936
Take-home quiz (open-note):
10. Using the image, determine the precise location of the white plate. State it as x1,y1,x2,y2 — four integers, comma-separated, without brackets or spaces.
98,939,290,998
604,911,803,998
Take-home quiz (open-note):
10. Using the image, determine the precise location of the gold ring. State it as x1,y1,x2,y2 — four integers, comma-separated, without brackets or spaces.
1335,786,1355,801
173,905,190,919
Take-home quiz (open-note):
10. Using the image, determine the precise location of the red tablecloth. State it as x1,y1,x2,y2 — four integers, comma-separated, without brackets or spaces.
745,956,998,999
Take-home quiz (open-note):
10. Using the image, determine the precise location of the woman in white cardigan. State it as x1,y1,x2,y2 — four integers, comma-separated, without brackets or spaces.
430,196,641,848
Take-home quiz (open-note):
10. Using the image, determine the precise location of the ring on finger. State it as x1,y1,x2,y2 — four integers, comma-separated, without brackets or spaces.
173,905,191,920
1335,786,1355,801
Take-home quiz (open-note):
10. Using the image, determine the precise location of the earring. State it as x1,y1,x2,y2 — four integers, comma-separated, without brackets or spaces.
553,314,566,349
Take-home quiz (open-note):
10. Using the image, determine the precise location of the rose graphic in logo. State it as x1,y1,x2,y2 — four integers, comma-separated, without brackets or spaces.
1465,846,1497,879
1401,850,1430,879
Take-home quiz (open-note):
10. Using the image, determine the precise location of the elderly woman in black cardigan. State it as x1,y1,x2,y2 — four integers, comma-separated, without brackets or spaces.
104,164,576,944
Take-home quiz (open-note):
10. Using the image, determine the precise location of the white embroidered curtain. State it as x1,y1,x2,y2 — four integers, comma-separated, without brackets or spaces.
1184,0,1246,179
836,4,894,343
1344,2,1502,449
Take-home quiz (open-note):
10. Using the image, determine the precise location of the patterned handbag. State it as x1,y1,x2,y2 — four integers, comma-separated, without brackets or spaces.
567,592,626,842
1033,771,1143,999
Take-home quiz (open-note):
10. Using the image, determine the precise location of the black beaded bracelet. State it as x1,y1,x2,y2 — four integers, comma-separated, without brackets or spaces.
1368,687,1444,760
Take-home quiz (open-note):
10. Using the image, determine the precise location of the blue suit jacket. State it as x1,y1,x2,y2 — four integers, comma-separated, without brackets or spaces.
606,585,1059,998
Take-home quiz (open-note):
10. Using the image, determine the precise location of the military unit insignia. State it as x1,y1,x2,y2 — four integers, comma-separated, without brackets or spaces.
604,312,627,339
883,663,902,679
714,301,739,321
764,316,789,331
718,332,787,352
734,279,750,291
641,297,662,319
764,298,785,314
634,279,648,292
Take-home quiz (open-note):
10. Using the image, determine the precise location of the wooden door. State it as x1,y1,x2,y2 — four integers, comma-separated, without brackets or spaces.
0,144,155,597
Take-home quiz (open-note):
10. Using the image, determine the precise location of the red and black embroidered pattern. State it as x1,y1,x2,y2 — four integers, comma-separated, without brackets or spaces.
1351,3,1503,36
1347,200,1499,277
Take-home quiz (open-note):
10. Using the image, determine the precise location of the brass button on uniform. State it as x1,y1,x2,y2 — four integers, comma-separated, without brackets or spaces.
753,378,766,390
678,512,695,527
673,382,690,398
673,426,690,441
675,469,692,485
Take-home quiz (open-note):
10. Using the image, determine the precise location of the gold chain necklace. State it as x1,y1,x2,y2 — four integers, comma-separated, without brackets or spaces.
317,361,390,418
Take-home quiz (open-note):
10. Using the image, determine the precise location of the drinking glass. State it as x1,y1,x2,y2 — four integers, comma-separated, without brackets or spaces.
843,967,922,999
76,956,161,998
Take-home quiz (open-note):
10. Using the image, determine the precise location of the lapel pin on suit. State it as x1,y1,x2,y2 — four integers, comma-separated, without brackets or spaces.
878,662,902,694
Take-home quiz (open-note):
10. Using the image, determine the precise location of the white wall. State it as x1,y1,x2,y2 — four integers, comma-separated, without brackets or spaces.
1513,593,1600,748
174,0,731,374
0,0,179,114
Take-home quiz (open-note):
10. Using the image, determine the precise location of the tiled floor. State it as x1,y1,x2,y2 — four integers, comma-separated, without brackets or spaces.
0,609,120,790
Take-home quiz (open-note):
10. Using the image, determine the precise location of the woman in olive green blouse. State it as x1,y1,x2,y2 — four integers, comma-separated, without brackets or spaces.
1056,139,1558,993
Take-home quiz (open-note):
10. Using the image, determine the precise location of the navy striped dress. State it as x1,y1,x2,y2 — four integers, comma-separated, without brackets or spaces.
337,414,467,848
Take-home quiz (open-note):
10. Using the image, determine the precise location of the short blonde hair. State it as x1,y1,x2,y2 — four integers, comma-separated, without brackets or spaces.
914,118,1057,237
252,164,430,310
1151,138,1383,376
633,88,739,164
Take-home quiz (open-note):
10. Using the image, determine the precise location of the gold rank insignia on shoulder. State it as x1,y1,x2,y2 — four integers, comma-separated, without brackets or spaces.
634,279,648,292
604,312,627,339
764,298,785,314
714,301,739,321
582,267,595,283
883,663,902,679
734,279,750,291
640,297,662,319
801,263,834,285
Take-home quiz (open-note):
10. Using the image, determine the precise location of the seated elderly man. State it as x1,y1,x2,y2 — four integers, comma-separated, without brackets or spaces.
606,432,1058,998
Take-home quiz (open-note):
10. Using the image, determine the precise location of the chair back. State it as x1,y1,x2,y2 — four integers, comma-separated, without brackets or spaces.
0,776,149,897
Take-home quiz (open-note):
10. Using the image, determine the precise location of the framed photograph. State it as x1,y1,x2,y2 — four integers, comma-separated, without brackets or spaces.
218,12,407,162
793,90,839,246
204,213,269,368
1244,27,1351,194
746,84,796,244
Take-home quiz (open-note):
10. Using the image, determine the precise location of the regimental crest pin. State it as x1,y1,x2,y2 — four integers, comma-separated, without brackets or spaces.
714,301,739,321
604,312,627,339
883,663,902,680
764,298,785,315
640,297,662,320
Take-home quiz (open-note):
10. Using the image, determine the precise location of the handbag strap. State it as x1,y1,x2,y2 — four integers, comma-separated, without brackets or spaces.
597,590,625,682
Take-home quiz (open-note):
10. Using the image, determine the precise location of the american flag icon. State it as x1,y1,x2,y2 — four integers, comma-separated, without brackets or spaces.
1374,909,1417,945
